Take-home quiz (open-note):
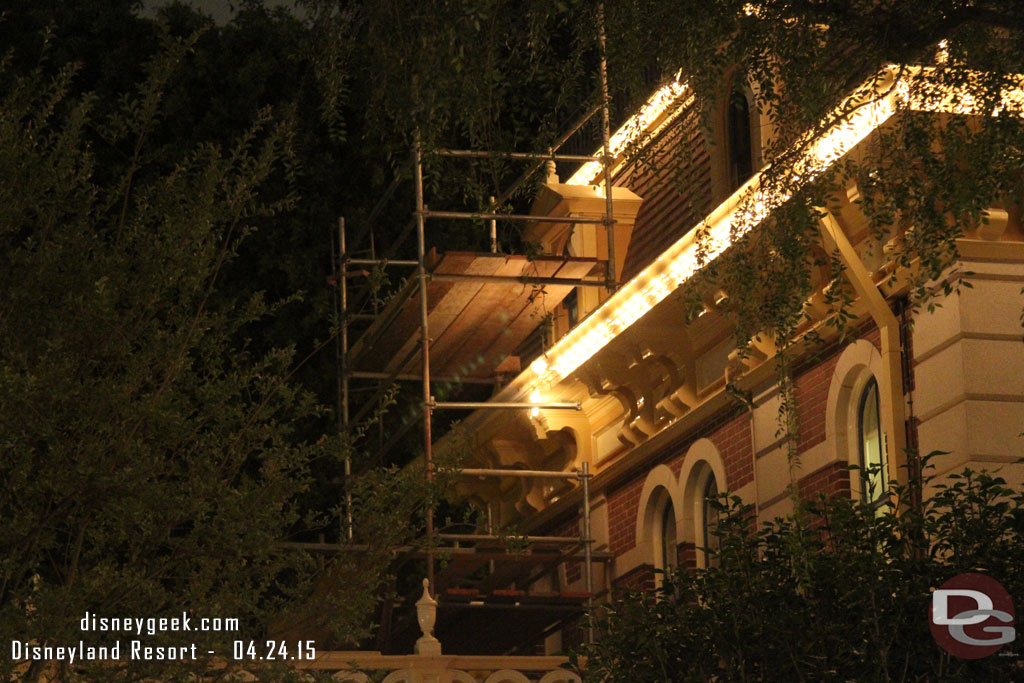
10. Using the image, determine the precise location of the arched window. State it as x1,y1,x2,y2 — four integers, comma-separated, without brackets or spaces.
858,376,887,502
636,466,681,578
727,89,754,190
700,472,720,567
658,498,677,572
825,339,886,501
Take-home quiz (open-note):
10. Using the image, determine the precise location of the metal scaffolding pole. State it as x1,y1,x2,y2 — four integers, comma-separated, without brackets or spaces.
414,144,435,594
582,460,594,644
423,209,606,225
436,149,601,163
438,533,582,545
348,370,498,385
430,273,607,288
372,227,385,453
488,196,498,253
346,53,617,617
343,214,416,322
343,262,607,288
489,101,601,212
598,3,616,292
347,341,423,429
432,401,580,411
459,468,584,480
347,258,419,267
339,218,353,540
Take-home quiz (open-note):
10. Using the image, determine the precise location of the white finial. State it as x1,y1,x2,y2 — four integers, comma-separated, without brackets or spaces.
545,158,559,184
415,578,441,655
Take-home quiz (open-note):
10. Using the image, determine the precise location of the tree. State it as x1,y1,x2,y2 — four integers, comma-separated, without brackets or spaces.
578,457,1024,682
0,24,447,680
305,0,1024,337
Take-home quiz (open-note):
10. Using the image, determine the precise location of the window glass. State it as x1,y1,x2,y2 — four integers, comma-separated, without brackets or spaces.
701,473,719,567
727,89,753,190
858,377,887,502
659,498,677,571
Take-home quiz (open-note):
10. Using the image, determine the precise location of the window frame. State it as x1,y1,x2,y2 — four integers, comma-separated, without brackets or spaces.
726,87,754,190
825,339,890,503
657,495,678,572
699,471,720,567
856,375,888,504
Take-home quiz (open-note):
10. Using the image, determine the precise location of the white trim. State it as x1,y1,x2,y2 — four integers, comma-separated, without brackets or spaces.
635,465,683,574
484,671,532,683
678,439,727,569
825,339,885,500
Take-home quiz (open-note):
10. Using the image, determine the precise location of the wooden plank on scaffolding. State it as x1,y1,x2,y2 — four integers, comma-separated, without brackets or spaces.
479,257,597,367
423,256,532,378
346,248,449,369
375,253,503,377
350,252,601,380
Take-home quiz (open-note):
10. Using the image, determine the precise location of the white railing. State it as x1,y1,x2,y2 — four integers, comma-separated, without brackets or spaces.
292,652,581,682
288,580,581,683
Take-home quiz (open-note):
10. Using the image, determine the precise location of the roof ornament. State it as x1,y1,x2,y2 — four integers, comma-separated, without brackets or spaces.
545,149,560,184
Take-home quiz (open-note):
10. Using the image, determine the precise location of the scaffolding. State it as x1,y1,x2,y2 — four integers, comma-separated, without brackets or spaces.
329,6,621,652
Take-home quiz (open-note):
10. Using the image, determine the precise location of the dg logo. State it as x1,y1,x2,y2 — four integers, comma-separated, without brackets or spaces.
930,573,1016,659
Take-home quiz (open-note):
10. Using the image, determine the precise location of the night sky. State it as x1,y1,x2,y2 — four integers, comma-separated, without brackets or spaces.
143,0,305,24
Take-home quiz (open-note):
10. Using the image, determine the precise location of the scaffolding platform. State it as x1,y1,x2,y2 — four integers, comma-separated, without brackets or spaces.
348,252,603,382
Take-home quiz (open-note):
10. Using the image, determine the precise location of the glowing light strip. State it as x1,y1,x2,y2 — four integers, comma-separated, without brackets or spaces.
896,67,1024,118
566,74,689,187
527,66,1024,391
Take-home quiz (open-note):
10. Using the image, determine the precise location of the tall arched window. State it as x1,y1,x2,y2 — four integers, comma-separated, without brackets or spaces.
858,376,887,502
701,472,720,567
727,89,754,190
658,498,678,571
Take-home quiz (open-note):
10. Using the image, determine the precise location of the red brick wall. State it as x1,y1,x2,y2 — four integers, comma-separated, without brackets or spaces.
551,516,582,584
604,411,753,557
663,412,754,490
793,354,840,454
607,477,644,555
793,324,880,455
717,413,754,489
615,102,712,282
797,461,852,500
612,563,655,594
677,541,697,569
862,324,881,351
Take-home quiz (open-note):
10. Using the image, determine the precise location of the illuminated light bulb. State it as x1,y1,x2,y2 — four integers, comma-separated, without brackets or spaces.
529,389,542,418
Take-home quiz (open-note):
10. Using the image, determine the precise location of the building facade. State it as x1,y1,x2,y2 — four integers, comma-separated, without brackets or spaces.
430,64,1024,655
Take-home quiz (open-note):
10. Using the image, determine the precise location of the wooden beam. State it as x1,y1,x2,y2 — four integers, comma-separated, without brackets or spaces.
817,208,908,487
